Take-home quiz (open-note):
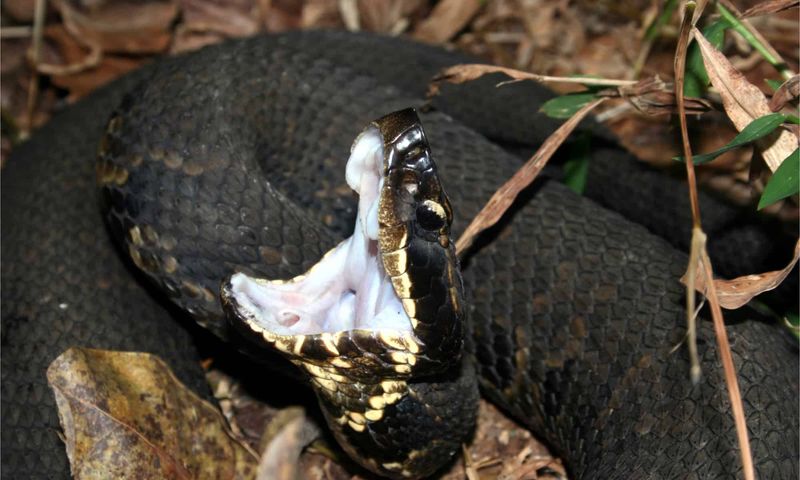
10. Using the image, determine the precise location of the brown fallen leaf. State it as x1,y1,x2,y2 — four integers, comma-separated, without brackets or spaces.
694,27,798,172
256,407,321,480
682,239,800,310
47,348,258,479
53,0,179,55
41,25,142,99
260,0,303,32
442,401,561,480
412,0,483,44
300,0,343,29
2,0,38,22
351,0,426,34
768,74,800,112
740,0,799,18
40,24,102,77
180,0,261,38
617,76,712,115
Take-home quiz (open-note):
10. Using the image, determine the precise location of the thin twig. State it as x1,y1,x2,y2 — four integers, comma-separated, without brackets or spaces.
632,0,679,78
0,26,33,38
675,2,754,479
496,75,638,87
429,64,638,97
25,0,47,137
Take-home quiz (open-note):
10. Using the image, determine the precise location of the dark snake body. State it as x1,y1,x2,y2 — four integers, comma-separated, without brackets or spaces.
2,31,797,478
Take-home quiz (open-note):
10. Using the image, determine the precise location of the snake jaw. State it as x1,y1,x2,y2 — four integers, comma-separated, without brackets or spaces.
223,125,413,339
221,109,465,396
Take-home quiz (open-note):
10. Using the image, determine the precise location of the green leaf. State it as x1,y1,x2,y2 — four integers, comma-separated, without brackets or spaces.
765,79,783,92
674,113,788,164
643,0,679,42
684,19,729,97
787,114,800,125
758,148,799,210
717,3,793,80
564,134,591,194
540,92,598,119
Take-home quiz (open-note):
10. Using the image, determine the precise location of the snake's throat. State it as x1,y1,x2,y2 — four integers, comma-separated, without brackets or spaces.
226,127,413,336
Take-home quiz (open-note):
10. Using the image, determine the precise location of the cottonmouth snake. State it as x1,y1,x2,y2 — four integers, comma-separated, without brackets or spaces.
2,31,798,478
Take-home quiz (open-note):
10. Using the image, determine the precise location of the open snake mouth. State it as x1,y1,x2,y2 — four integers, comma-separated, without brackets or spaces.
221,108,462,374
226,127,412,336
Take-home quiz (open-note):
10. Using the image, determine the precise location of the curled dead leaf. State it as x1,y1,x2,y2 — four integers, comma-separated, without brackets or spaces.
740,0,800,18
768,75,800,112
47,348,258,479
300,0,343,29
54,0,178,54
256,407,321,480
412,0,483,44
693,28,797,172
180,0,261,38
682,239,800,309
617,76,712,115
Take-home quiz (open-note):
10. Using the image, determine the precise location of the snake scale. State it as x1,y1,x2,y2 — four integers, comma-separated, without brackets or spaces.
2,31,797,479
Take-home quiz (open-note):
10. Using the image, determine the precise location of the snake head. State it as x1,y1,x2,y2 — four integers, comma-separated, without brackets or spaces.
221,108,474,478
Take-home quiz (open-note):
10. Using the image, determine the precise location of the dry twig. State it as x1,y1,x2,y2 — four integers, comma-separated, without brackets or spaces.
675,3,754,479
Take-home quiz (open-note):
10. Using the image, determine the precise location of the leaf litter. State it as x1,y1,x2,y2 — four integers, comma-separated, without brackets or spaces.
4,1,798,478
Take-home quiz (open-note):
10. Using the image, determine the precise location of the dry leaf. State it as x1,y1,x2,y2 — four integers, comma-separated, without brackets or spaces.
441,401,561,480
741,0,799,18
769,75,800,112
41,25,142,99
47,348,258,479
618,76,712,115
261,0,303,32
353,0,425,34
54,0,179,54
39,24,103,78
255,408,321,480
429,63,636,96
429,64,536,96
300,0,343,28
682,239,800,309
2,0,37,22
412,0,483,44
180,0,261,37
693,28,797,172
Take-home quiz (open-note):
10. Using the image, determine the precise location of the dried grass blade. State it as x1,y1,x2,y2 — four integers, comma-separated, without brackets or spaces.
683,239,800,309
677,4,754,479
428,64,636,96
411,0,482,44
455,98,605,255
741,0,799,18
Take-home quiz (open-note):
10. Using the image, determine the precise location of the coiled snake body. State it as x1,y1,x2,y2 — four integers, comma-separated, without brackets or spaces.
2,31,797,478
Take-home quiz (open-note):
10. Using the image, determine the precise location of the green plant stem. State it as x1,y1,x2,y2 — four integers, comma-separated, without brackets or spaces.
716,3,793,80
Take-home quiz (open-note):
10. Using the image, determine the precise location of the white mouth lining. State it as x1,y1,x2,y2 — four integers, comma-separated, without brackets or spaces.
229,128,412,336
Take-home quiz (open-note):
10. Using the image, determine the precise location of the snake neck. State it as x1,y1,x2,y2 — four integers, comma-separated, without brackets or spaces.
314,358,479,479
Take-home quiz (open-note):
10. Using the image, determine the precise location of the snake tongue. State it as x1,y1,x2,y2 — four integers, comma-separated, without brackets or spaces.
223,127,411,337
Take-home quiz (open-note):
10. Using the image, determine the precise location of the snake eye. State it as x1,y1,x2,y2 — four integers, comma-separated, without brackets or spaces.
416,200,446,231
